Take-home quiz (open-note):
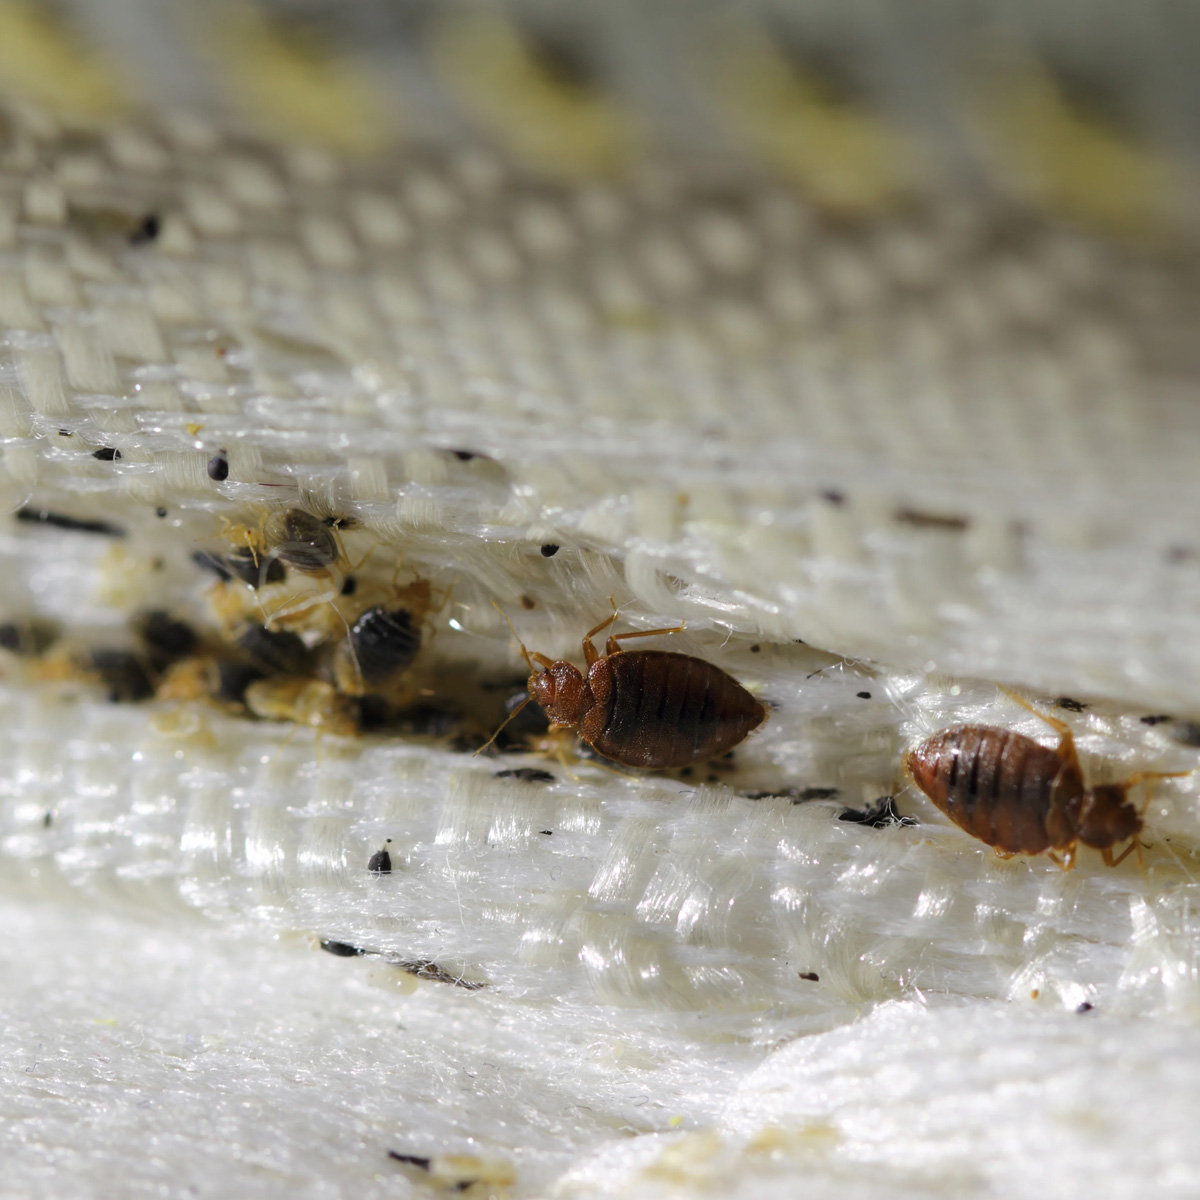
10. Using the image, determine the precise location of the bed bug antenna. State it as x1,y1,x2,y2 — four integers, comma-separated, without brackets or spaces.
473,693,535,757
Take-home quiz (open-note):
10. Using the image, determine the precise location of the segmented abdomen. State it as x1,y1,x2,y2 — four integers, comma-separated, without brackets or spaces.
583,650,765,769
906,726,1081,854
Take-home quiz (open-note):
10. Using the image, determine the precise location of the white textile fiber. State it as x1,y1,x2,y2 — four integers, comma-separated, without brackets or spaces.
2,5,1200,1196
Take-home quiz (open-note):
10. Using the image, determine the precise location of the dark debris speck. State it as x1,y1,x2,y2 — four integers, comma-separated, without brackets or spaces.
17,508,125,538
1141,714,1172,726
129,213,160,244
1076,1001,1094,1013
388,1152,432,1171
839,796,917,828
1054,697,1087,712
856,691,871,699
92,447,121,461
320,939,364,958
540,543,559,557
798,971,820,982
495,767,555,784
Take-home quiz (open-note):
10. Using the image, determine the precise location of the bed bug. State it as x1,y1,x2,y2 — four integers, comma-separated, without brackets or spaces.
490,601,766,769
905,692,1182,868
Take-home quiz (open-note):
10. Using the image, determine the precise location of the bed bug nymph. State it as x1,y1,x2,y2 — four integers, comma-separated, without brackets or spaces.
906,691,1183,869
222,508,373,625
486,600,766,768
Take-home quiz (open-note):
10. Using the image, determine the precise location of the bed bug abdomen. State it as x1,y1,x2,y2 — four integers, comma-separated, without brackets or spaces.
582,649,765,769
906,726,1082,855
344,606,422,691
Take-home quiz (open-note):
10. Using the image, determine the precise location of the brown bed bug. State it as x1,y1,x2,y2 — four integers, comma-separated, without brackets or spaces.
490,601,766,768
906,691,1182,868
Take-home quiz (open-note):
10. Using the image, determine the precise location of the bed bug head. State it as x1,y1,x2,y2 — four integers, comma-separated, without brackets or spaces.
528,659,585,726
1076,783,1142,849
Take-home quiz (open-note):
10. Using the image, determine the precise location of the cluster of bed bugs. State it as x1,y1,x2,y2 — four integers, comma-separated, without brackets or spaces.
4,501,1192,874
157,508,445,736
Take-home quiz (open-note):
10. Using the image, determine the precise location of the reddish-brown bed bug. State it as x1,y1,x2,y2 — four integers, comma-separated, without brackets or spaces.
905,691,1182,868
489,601,766,768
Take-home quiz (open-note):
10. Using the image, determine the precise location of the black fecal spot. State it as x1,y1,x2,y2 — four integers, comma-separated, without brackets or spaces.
90,650,154,703
58,429,71,437
495,767,555,783
368,848,392,875
129,213,160,244
1141,714,1172,726
92,447,121,461
388,1152,432,1171
750,644,761,653
1055,697,1086,712
1076,1001,1094,1013
839,796,917,828
742,785,839,801
213,659,263,705
856,691,871,699
155,506,168,518
820,490,844,506
798,971,820,982
236,625,311,676
17,508,125,538
225,547,286,588
137,611,197,670
540,543,559,557
207,450,229,481
451,450,479,461
680,767,693,778
895,508,969,532
340,575,357,596
320,939,364,958
540,829,553,836
43,811,53,828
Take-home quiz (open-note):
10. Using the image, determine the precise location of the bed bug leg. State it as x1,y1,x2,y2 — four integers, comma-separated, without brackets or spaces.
1046,847,1076,871
999,685,1082,774
1102,841,1140,868
582,603,620,666
604,620,687,657
586,596,686,660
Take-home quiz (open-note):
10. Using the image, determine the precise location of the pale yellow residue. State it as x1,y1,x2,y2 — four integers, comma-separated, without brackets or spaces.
970,55,1179,241
642,1131,725,1185
428,7,633,178
745,1122,841,1157
710,26,922,216
199,3,394,156
0,1,127,122
94,544,159,609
